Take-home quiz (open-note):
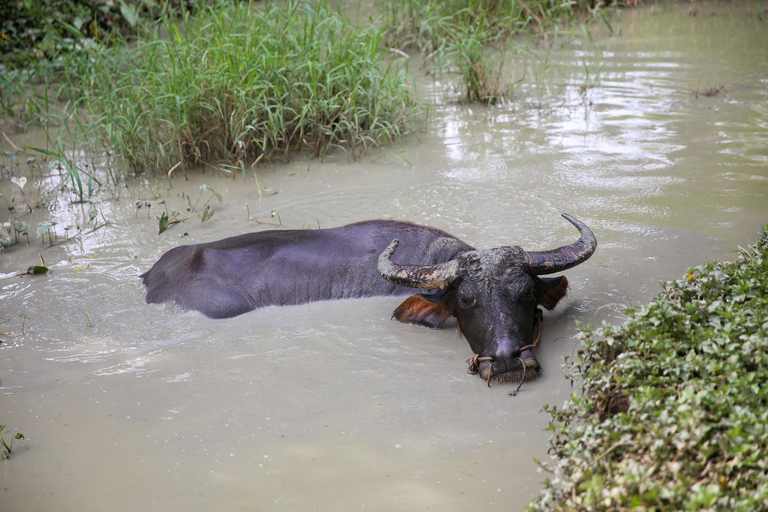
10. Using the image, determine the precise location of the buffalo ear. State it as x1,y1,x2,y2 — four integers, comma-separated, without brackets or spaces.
393,294,454,328
536,276,569,310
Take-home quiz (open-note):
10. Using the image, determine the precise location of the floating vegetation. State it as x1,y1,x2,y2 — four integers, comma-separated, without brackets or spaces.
692,84,728,99
0,211,106,252
133,184,224,235
16,254,50,276
531,225,768,510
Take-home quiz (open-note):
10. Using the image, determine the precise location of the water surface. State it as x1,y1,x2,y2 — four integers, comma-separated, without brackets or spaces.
1,2,767,510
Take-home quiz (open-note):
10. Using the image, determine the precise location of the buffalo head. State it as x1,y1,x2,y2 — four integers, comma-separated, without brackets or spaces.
377,214,597,385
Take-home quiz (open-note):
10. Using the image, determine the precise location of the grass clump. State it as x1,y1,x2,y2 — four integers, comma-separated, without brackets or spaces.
442,15,508,104
78,0,422,173
383,0,608,49
531,226,768,510
381,0,613,104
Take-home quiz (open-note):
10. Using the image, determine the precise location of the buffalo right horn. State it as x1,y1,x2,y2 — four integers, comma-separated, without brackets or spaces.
378,239,460,290
524,214,598,275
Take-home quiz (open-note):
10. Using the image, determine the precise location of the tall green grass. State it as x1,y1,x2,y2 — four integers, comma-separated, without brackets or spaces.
442,14,508,104
383,0,606,50
2,0,422,175
77,0,422,173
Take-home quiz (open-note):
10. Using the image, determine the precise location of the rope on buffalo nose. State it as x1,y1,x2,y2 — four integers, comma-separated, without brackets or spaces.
517,308,543,354
509,308,544,397
466,354,493,375
465,308,544,394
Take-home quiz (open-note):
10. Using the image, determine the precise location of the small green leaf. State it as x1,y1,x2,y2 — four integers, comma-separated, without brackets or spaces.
201,205,214,223
158,212,169,235
36,221,54,238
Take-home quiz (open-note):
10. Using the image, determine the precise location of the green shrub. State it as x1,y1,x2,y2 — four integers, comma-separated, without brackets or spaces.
531,226,768,510
0,0,205,69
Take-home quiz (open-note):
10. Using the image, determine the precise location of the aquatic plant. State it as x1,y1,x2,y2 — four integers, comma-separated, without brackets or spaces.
381,0,613,104
382,0,609,54
0,424,25,460
531,226,768,510
24,146,88,203
156,184,223,235
443,15,508,104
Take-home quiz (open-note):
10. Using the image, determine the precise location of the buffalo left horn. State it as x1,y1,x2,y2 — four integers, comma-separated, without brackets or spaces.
524,213,598,275
378,239,460,290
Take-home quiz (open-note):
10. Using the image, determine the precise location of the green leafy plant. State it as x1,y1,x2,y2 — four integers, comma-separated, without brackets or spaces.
21,254,50,276
35,220,56,245
12,221,29,244
25,146,86,203
0,424,24,459
531,225,768,510
156,184,223,234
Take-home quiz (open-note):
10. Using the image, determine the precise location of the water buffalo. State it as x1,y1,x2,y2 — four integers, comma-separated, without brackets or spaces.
142,214,596,385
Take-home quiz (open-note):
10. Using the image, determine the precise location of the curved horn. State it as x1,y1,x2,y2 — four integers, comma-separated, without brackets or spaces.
378,239,460,290
524,214,597,275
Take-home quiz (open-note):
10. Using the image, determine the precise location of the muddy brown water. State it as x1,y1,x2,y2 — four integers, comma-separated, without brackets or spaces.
1,2,767,511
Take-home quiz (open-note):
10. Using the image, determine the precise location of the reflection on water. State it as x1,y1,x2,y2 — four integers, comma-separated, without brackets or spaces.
1,2,767,510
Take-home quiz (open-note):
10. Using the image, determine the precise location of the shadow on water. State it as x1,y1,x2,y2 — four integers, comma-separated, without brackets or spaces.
1,1,767,510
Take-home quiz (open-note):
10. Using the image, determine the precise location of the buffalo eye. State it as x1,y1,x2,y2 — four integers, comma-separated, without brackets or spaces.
517,285,536,303
459,294,478,308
